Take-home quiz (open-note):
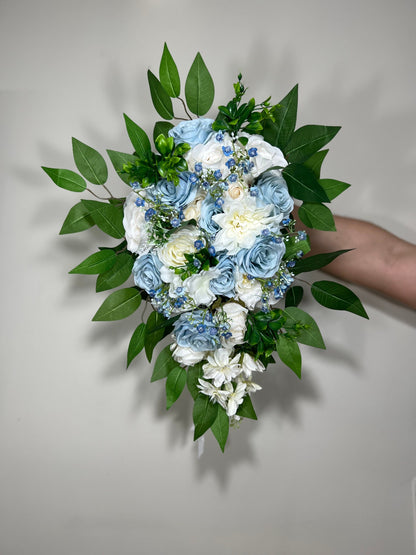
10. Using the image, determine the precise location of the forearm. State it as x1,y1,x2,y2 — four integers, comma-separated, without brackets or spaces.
293,208,416,310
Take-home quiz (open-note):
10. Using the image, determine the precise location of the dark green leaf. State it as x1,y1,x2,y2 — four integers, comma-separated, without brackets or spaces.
282,307,325,349
303,149,329,179
292,249,352,275
72,138,108,185
123,114,152,158
145,311,166,362
187,362,203,400
319,178,351,201
298,202,336,231
107,150,139,185
69,250,116,275
147,70,174,120
311,280,369,318
92,287,142,321
153,121,174,145
151,344,177,382
262,84,298,148
81,200,125,239
59,202,95,234
283,164,330,203
193,394,218,441
236,395,257,420
42,167,86,192
96,252,134,292
127,323,146,368
166,366,186,409
276,335,302,378
284,125,341,164
285,285,304,307
159,43,180,98
211,406,229,452
185,52,215,116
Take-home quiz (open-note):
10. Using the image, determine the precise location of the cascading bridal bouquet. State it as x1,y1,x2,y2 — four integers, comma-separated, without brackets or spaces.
43,44,368,451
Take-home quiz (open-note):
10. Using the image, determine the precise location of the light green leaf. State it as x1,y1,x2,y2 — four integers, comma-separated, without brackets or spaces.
72,138,108,185
59,202,95,235
107,150,139,184
145,311,166,362
123,114,152,159
159,43,180,98
292,249,352,275
285,286,304,308
311,280,369,319
187,362,203,400
262,84,298,149
298,202,336,231
193,394,218,441
42,167,86,192
319,178,351,201
283,164,330,203
92,287,142,321
236,395,257,420
127,323,146,368
151,344,177,382
211,406,229,452
185,52,215,116
96,252,134,292
282,307,325,349
147,70,174,120
166,366,186,409
303,149,329,179
69,250,116,275
276,335,302,378
283,235,311,260
284,125,341,164
153,121,174,144
81,200,125,239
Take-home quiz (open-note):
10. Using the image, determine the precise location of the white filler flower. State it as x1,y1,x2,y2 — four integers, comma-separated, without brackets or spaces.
202,348,242,387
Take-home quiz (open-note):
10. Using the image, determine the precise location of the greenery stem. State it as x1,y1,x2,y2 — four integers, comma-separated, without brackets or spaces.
178,97,193,120
102,184,115,198
86,188,109,200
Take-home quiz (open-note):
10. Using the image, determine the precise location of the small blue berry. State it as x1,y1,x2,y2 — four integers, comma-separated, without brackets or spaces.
282,218,291,226
261,228,270,236
287,260,296,268
193,259,202,268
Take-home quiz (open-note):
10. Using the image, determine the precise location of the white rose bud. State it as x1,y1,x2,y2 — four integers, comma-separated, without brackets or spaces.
123,192,151,255
171,344,207,366
220,302,248,347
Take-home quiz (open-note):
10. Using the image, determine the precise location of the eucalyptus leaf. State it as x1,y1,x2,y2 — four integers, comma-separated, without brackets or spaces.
311,280,369,319
285,286,304,307
92,287,142,321
319,178,351,201
69,250,117,275
96,252,134,292
166,366,186,409
211,406,229,452
151,344,177,382
276,335,302,378
283,164,330,203
123,114,152,159
59,202,95,235
147,70,174,120
185,52,215,116
42,167,86,192
81,200,125,239
292,249,352,275
127,322,146,368
282,307,325,349
284,125,341,164
72,138,108,185
107,150,139,184
159,43,180,98
303,149,329,179
193,394,218,441
298,202,336,231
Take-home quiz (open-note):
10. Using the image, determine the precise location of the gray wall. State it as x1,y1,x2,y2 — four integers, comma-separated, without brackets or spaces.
1,0,415,553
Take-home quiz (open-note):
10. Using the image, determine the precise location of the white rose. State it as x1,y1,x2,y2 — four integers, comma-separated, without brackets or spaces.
158,226,200,267
245,135,288,178
224,180,247,201
183,189,206,221
220,302,248,347
184,268,220,306
235,271,263,310
122,192,151,255
171,344,207,366
185,134,233,175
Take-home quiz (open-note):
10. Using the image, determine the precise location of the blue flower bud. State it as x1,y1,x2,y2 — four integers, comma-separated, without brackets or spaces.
194,163,203,173
207,246,216,256
215,198,224,208
213,169,222,180
215,132,224,142
222,146,232,156
248,147,258,157
287,260,296,268
197,324,206,333
228,173,238,182
145,208,156,221
135,197,145,207
282,218,291,226
225,158,236,169
194,240,204,250
170,217,180,227
190,173,199,184
193,259,202,268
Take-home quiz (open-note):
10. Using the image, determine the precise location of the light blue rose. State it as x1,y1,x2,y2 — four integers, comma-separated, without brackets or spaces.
252,171,294,216
132,253,163,294
168,118,214,148
148,172,198,210
236,236,286,279
199,195,222,236
209,255,236,298
173,310,221,352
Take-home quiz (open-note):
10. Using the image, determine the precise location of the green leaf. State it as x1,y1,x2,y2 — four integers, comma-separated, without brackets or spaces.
127,323,146,368
193,394,218,441
262,84,298,149
185,52,215,116
282,307,325,349
81,200,125,239
283,235,311,260
107,150,139,184
285,285,304,307
298,202,336,231
72,138,108,185
151,344,177,382
159,43,180,98
283,164,330,203
236,395,257,420
153,121,174,145
284,125,341,164
211,406,229,452
292,249,352,275
303,149,329,179
42,167,86,192
187,362,203,400
311,280,369,319
59,202,95,234
69,250,117,275
145,311,166,362
92,287,142,321
123,114,152,159
147,70,174,120
166,366,186,409
319,178,351,201
96,252,134,292
276,335,302,378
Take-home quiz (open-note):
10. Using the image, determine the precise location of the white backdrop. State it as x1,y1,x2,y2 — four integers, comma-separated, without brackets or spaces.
1,0,415,554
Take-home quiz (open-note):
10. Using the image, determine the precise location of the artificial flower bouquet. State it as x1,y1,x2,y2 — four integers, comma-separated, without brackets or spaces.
43,44,367,451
